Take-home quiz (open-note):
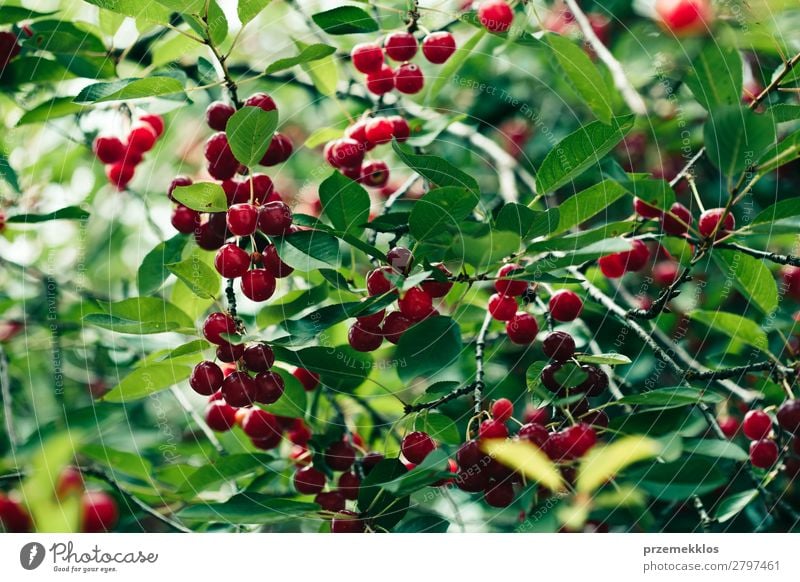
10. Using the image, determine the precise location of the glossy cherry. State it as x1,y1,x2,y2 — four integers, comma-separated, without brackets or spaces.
202,312,237,345
365,64,395,95
394,63,424,94
478,0,514,33
254,371,284,404
93,136,126,164
227,203,258,236
422,32,457,64
215,244,251,278
698,208,735,239
243,343,275,373
190,361,224,396
506,312,538,344
398,287,433,321
241,268,276,302
221,371,257,408
81,491,118,533
777,399,800,433
294,466,327,494
348,321,383,352
351,42,385,74
549,290,583,322
661,202,692,236
494,263,528,296
325,441,356,471
743,409,772,440
257,201,293,235
401,431,436,464
749,439,778,469
382,311,412,344
206,101,235,131
384,32,418,61
488,293,518,321
491,398,514,422
542,331,576,361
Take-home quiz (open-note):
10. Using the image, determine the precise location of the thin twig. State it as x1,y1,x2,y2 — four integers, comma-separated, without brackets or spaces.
714,242,800,268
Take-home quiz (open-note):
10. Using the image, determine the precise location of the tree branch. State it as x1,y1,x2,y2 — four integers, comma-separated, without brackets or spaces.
685,361,795,381
403,382,477,414
714,242,800,267
626,264,693,320
473,311,493,414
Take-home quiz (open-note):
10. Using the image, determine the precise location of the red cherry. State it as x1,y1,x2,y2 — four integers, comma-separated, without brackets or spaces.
127,124,158,153
225,203,257,236
260,132,293,166
478,0,514,33
81,491,118,533
241,268,276,302
357,305,385,328
366,267,395,295
484,481,515,507
698,208,735,239
331,510,365,533
241,408,280,439
422,32,456,64
351,42,384,74
394,63,424,94
345,119,374,148
549,290,583,322
491,398,514,422
204,132,238,180
389,116,410,142
348,322,383,352
243,343,275,372
506,312,538,344
315,491,346,512
382,311,412,344
257,201,293,235
0,494,31,533
254,371,284,404
365,117,395,144
337,472,361,500
262,244,294,278
250,174,275,203
384,31,418,61
294,466,326,494
190,361,224,396
93,136,126,164
244,92,277,112
559,423,597,459
366,64,395,95
655,0,713,35
387,246,414,273
653,261,680,286
139,113,165,137
578,365,608,397
421,263,453,298
457,440,485,469
325,138,365,168
167,176,192,202
598,253,626,278
206,101,235,131
519,422,549,447
171,205,200,234
288,422,312,446
398,287,433,321
325,441,356,471
216,341,244,363
215,243,251,278
293,368,320,391
479,419,509,439
360,160,390,188
205,401,237,431
252,431,282,450
743,409,772,440
661,202,692,235
622,239,651,272
488,293,518,321
402,431,436,464
105,163,135,190
542,331,576,361
202,312,237,345
494,263,528,296
523,406,550,425
718,417,739,439
455,468,490,492
749,439,778,469
541,363,564,393
634,197,663,219
221,371,257,407
0,31,21,70
777,399,800,433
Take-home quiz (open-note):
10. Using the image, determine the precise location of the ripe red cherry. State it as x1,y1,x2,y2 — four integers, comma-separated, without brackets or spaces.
127,124,157,153
366,64,395,95
262,244,293,278
215,244,251,278
578,365,608,396
250,174,275,203
479,419,509,439
384,31,418,61
257,201,293,235
171,205,200,234
494,263,528,296
506,312,539,344
351,42,384,74
422,32,456,64
106,163,135,190
254,371,284,404
167,175,192,201
456,440,485,469
365,117,395,144
331,510,365,533
360,161,390,188
421,263,453,298
653,261,680,286
216,342,244,363
81,491,118,533
749,439,778,469
488,293,518,321
718,417,739,439
241,268,276,302
202,312,237,345
294,466,326,494
623,239,651,272
366,267,394,295
260,132,293,166
325,441,356,471
221,371,257,407
484,481,514,508
337,471,361,500
389,116,410,142
559,423,597,459
243,343,275,373
356,304,385,327
244,92,277,111
204,132,238,180
315,491,346,512
93,136,126,164
139,113,165,137
206,101,235,131
293,368,320,391
190,361,224,396
56,466,85,499
345,119,373,148
401,431,436,464
777,399,800,433
491,398,514,422
226,203,258,236
661,202,692,235
325,138,365,168
541,362,564,393
205,400,237,431
382,311,412,344
549,290,583,322
398,287,433,321
0,494,31,533
542,331,576,361
0,31,21,70
478,0,514,32
634,197,663,219
743,409,772,440
241,408,280,440
698,208,735,239
519,422,549,447
394,63,424,94
598,253,626,278
655,0,713,35
348,322,383,352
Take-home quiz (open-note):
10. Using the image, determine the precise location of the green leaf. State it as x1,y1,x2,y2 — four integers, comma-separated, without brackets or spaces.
6,206,89,223
576,436,663,493
137,234,188,295
271,345,371,391
279,294,396,343
172,182,228,212
84,297,194,334
225,106,279,167
24,20,105,54
103,362,193,402
426,28,486,105
256,283,329,327
381,449,452,496
0,153,20,193
0,7,56,24
768,104,800,123
357,459,409,529
238,0,271,24
272,229,342,271
311,6,379,35
576,353,632,366
553,180,628,235
396,515,450,533
304,127,343,149
395,317,462,382
704,106,776,177
419,412,460,445
392,141,480,194
265,43,335,74
17,97,89,125
752,198,800,225
545,33,613,123
318,171,370,236
714,250,778,315
176,454,273,493
619,177,675,212
296,39,339,97
616,386,724,411
167,259,220,299
688,310,768,353
625,457,728,501
684,41,743,110
494,203,539,238
526,361,547,392
409,187,480,241
756,127,800,174
715,489,759,523
81,444,154,482
683,438,748,462
481,439,564,492
178,495,319,523
82,0,171,22
536,115,636,194
75,76,185,103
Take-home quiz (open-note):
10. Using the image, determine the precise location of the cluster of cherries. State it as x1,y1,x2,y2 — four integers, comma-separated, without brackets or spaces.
350,29,457,96
92,112,165,190
0,467,118,533
739,402,800,470
323,114,410,188
634,197,735,240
